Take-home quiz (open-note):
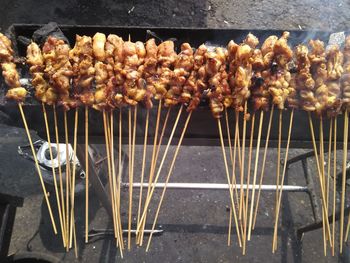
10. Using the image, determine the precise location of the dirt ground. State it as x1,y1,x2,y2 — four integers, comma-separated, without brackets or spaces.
1,0,350,262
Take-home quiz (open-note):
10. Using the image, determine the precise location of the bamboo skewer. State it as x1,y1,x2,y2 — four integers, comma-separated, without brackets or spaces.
326,118,333,253
225,108,239,209
127,108,132,249
239,102,248,220
218,118,242,248
136,105,183,239
117,110,124,249
137,110,150,231
319,116,327,255
308,112,332,245
243,112,255,254
272,109,294,252
146,111,193,251
42,103,65,245
85,106,89,243
226,109,240,246
248,110,264,240
332,117,337,255
69,108,78,248
252,105,275,229
63,110,71,249
53,105,66,245
103,110,118,240
18,103,57,234
110,111,124,256
138,101,162,244
340,110,348,252
275,110,282,225
154,107,171,167
128,106,138,250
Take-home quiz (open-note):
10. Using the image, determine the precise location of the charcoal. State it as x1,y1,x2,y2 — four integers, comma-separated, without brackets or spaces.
32,22,69,46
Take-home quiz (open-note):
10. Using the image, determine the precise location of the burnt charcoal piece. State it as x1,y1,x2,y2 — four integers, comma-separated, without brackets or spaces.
32,22,69,46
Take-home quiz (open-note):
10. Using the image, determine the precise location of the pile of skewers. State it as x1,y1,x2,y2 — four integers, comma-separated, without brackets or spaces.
0,28,349,257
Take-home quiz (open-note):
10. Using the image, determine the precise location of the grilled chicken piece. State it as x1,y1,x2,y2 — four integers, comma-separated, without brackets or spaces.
0,33,27,102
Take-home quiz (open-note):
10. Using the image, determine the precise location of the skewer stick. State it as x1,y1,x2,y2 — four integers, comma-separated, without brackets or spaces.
128,106,138,250
117,110,124,250
127,108,131,249
53,105,66,245
319,116,327,255
85,106,89,243
217,117,242,248
252,105,275,229
332,117,337,255
103,110,118,239
325,117,333,254
138,101,162,244
239,102,248,220
18,103,57,234
42,103,65,245
225,108,239,206
69,108,78,248
154,107,171,166
272,109,294,252
248,110,264,240
136,105,183,239
243,112,255,254
146,111,193,251
63,110,71,249
110,111,124,256
340,110,348,251
308,112,332,245
275,110,282,222
137,109,150,230
227,109,240,246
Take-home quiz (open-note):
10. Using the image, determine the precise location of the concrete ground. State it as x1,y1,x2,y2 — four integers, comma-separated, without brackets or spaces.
1,0,350,262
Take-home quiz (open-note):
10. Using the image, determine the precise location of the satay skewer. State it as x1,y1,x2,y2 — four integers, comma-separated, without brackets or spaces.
248,110,264,240
154,108,171,166
146,111,193,251
127,108,132,250
217,117,242,248
272,109,294,252
275,110,282,226
85,106,89,243
18,103,58,234
228,111,243,245
68,108,78,248
53,105,67,244
63,110,71,250
102,110,118,240
110,111,124,256
252,105,275,229
137,101,162,244
136,105,183,239
128,106,138,250
326,118,333,249
243,112,256,254
225,109,239,213
137,109,150,232
332,117,337,255
42,103,65,246
308,112,332,245
239,102,248,220
319,116,327,255
117,110,124,250
340,110,348,252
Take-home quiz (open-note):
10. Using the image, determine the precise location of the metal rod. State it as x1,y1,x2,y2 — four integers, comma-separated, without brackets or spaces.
122,182,307,192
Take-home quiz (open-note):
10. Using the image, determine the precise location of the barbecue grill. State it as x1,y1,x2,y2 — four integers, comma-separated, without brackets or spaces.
0,23,349,260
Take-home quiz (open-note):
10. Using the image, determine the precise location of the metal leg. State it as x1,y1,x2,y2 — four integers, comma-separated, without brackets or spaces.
76,144,113,218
